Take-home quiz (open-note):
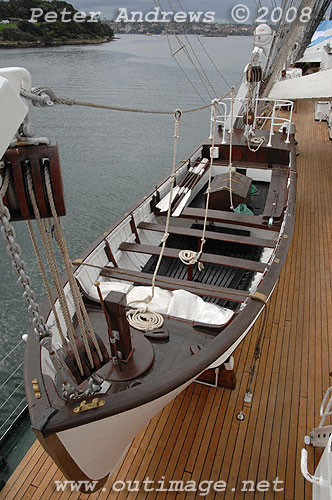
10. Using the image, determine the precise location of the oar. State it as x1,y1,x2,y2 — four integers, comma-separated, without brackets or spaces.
170,159,209,211
172,161,210,217
156,159,205,212
168,169,200,209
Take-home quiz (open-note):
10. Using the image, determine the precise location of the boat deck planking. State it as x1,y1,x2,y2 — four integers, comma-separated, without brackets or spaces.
0,100,331,499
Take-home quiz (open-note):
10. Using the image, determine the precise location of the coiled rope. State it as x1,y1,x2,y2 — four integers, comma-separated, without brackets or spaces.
126,308,164,332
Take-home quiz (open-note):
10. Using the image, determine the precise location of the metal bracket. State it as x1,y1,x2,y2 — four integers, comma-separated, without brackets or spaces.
308,425,332,447
73,398,105,414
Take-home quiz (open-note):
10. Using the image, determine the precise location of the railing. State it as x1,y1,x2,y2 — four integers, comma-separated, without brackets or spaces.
0,339,27,442
209,97,294,148
301,387,332,498
303,386,332,448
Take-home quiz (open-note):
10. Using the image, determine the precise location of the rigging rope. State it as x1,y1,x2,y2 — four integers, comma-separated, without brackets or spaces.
44,168,104,367
228,87,235,211
26,168,83,373
126,110,182,331
166,0,217,100
26,219,66,346
151,110,182,296
175,0,231,88
178,99,219,270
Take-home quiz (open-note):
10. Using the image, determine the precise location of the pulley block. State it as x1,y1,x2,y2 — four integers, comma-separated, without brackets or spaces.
243,109,255,126
0,143,66,221
246,65,263,83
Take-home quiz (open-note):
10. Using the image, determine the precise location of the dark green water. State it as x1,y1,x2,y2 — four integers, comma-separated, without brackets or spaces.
0,34,252,438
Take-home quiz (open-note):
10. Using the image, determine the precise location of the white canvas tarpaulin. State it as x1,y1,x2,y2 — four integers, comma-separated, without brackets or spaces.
90,282,234,326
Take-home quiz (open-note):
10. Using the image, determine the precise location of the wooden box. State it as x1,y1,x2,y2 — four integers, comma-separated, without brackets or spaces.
208,172,252,211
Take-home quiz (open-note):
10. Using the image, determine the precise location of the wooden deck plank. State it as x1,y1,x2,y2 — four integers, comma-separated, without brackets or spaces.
1,100,330,500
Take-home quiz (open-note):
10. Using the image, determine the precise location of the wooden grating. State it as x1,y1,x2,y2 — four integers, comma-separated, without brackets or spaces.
1,100,331,499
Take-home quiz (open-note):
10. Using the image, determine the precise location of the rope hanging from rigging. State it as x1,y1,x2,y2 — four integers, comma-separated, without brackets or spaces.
126,109,182,331
228,87,236,211
178,98,219,271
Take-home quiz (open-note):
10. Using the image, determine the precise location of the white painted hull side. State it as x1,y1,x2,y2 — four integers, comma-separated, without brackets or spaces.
57,381,193,480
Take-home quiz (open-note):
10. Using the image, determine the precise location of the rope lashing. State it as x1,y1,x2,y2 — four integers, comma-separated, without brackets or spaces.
0,168,10,198
126,308,164,332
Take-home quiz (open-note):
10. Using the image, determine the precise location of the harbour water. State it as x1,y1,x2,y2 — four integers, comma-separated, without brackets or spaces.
0,35,252,438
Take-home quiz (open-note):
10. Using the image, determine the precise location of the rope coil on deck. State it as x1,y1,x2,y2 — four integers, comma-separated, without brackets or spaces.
126,308,164,332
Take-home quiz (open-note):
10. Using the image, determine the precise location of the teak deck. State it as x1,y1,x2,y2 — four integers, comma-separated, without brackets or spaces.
1,100,331,499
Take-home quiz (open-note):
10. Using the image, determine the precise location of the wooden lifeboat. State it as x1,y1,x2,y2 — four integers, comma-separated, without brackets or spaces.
23,128,296,490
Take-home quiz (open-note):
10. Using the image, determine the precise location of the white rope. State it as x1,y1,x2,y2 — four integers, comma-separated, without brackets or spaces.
178,99,219,271
247,135,266,152
150,110,182,298
228,87,235,211
126,110,182,331
178,249,199,266
126,308,164,332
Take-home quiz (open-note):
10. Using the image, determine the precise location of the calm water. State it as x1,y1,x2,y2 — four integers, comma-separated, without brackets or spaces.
0,35,252,435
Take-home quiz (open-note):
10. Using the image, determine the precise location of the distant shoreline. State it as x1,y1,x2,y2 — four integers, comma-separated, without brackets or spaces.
0,37,114,49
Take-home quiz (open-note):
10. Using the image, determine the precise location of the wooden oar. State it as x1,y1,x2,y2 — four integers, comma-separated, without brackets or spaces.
172,161,210,217
168,169,200,210
156,159,207,212
156,161,195,212
170,159,209,211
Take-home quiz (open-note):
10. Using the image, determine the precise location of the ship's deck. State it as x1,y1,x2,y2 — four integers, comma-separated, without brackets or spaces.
0,100,331,499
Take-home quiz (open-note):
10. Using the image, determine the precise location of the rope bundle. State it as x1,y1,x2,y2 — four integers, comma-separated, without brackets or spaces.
126,308,164,332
